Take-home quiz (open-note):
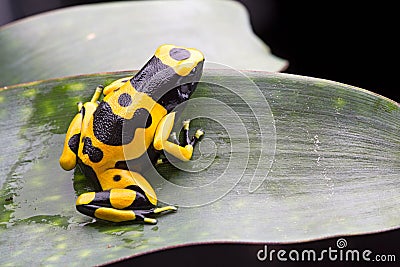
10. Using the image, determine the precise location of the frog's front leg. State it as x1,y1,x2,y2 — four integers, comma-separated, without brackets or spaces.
75,170,177,224
153,112,204,161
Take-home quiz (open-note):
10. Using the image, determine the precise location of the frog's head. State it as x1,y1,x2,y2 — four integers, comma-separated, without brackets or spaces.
131,44,204,111
158,44,204,83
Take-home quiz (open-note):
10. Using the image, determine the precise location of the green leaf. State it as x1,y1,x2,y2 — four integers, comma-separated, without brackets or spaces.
0,0,287,87
0,70,399,265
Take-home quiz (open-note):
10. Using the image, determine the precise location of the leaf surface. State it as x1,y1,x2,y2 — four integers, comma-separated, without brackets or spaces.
0,70,399,265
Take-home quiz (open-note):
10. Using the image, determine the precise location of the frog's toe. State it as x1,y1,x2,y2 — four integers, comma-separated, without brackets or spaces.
143,217,158,224
183,119,191,130
153,205,178,213
195,129,204,139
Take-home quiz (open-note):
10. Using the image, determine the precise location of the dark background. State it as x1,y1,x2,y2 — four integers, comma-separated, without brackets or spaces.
0,0,398,102
1,0,398,266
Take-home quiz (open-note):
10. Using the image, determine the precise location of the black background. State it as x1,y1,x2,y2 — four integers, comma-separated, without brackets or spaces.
241,1,398,102
1,1,398,266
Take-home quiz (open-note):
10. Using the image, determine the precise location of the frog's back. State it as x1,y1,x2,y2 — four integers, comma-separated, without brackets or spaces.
81,81,167,172
77,44,204,178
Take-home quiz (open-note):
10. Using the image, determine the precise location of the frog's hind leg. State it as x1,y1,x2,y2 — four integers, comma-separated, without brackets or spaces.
60,85,103,171
76,188,177,224
59,111,82,171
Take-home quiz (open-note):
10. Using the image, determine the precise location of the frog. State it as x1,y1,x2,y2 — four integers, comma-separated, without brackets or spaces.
59,44,204,224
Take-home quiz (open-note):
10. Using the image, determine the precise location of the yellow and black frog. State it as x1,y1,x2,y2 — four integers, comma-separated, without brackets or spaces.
59,44,204,224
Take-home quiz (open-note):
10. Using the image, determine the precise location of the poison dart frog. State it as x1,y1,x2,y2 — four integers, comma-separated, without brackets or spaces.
59,44,204,224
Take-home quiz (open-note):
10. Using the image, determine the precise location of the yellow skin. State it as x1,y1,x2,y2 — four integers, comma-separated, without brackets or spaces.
59,44,204,224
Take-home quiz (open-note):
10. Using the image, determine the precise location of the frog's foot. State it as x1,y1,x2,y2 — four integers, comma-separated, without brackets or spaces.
131,206,178,224
183,119,204,147
76,189,177,224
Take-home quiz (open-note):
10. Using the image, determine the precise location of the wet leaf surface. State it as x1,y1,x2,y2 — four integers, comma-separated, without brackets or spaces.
0,70,399,266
